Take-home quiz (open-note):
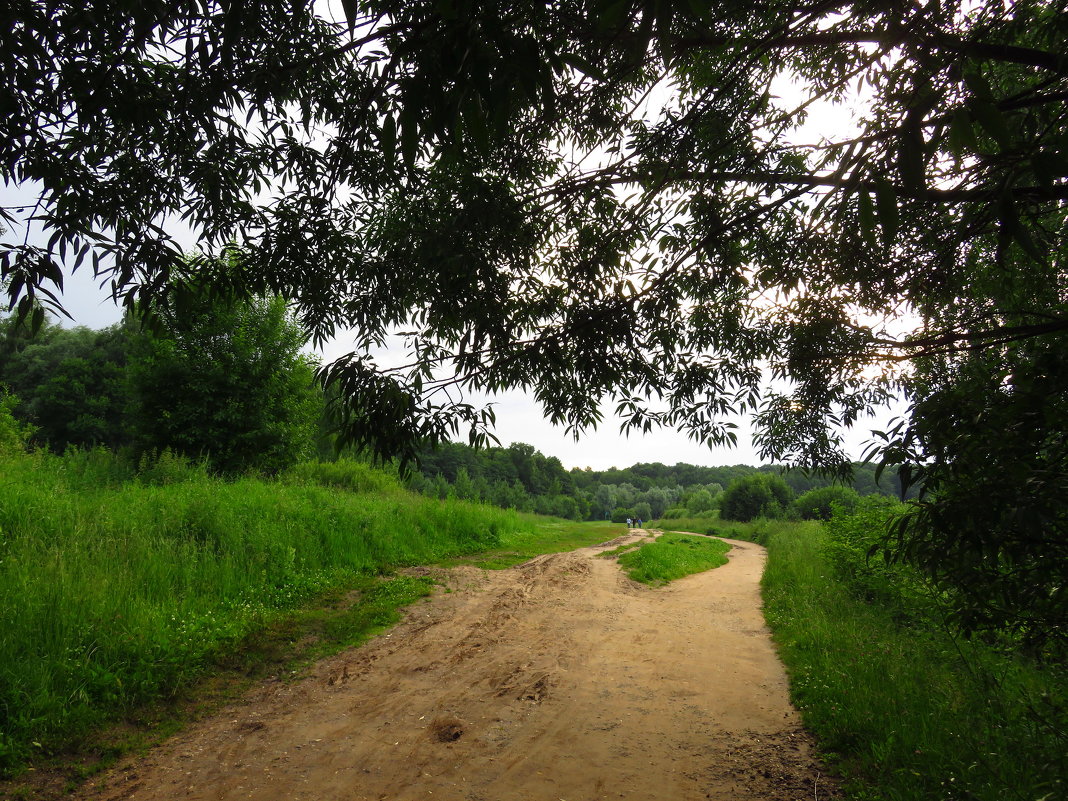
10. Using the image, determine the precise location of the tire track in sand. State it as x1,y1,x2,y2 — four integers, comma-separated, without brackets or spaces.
86,531,838,801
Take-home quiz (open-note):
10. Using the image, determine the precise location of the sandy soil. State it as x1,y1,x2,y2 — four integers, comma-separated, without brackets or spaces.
84,532,838,801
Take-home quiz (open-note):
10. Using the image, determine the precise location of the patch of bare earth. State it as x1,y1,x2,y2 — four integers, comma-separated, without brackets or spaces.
83,533,838,800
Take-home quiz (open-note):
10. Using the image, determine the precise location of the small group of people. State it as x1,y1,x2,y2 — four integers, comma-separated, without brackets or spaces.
626,517,643,528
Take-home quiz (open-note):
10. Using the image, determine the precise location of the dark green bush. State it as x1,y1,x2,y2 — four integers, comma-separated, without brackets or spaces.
720,472,793,521
794,485,860,520
824,495,934,624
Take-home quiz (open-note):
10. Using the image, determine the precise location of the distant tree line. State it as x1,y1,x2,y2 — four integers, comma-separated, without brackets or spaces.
408,440,909,522
1,305,909,519
407,441,585,519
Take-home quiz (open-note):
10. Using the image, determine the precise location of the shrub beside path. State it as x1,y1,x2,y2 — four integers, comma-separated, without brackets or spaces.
87,531,837,801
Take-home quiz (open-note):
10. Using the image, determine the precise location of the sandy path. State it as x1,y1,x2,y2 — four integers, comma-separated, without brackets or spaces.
86,532,836,801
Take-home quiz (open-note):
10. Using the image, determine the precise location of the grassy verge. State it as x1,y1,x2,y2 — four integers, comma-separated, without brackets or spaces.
609,532,730,585
0,449,536,776
2,572,436,800
0,447,626,792
701,516,1066,801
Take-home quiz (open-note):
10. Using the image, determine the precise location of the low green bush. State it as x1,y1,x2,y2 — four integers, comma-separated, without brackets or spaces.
0,391,32,454
823,495,934,624
719,472,794,521
794,484,860,520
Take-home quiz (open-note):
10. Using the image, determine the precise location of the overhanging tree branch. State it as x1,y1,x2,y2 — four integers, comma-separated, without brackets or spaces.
874,319,1068,352
563,168,1068,204
666,27,1068,74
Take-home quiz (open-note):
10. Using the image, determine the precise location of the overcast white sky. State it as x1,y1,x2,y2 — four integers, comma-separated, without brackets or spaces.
2,68,902,471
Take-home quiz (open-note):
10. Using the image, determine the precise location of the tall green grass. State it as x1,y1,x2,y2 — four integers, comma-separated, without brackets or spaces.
0,450,536,773
698,517,1067,801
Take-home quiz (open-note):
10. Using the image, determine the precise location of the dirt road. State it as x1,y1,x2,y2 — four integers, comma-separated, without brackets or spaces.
87,532,836,800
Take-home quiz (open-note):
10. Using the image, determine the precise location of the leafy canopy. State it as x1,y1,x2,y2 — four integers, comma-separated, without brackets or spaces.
0,317,129,451
795,485,860,521
3,1,1067,640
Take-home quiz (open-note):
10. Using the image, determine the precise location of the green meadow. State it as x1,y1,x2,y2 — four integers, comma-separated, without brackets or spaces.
0,448,617,775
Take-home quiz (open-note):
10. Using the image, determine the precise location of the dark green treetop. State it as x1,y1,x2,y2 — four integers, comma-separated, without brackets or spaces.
126,293,321,474
0,316,129,451
720,472,794,522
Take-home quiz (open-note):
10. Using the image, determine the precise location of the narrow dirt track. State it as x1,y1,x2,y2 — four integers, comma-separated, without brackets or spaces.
86,532,837,801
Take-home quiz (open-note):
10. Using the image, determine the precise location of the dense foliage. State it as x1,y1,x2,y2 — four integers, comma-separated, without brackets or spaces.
1,295,322,474
719,515,1067,801
879,341,1068,650
410,440,586,518
127,294,321,474
3,0,1066,643
0,390,31,453
794,485,861,521
0,318,128,451
718,472,793,522
824,495,932,624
